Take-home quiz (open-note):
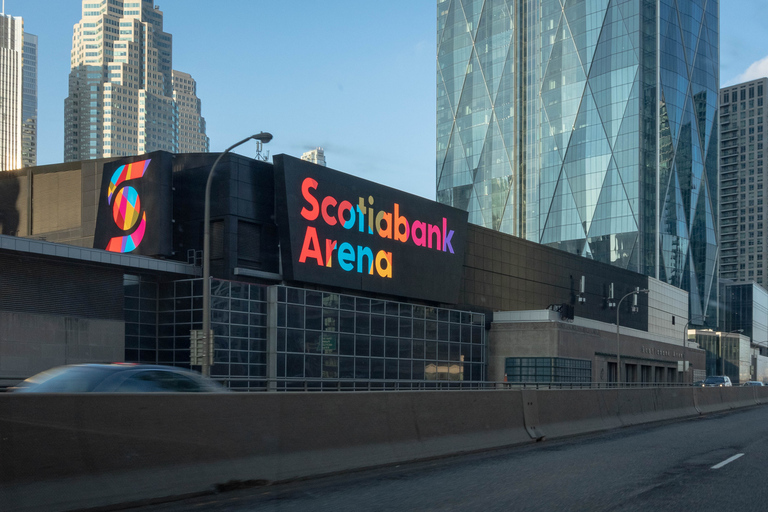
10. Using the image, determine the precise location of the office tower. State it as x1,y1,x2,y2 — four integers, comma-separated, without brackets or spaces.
65,0,207,161
0,14,23,171
172,70,208,153
301,147,326,166
22,32,36,168
436,0,719,322
720,78,768,285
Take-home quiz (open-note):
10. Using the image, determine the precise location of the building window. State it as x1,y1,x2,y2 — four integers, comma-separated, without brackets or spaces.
505,357,591,384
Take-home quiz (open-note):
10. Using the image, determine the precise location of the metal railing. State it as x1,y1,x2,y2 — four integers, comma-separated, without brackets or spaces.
221,378,705,392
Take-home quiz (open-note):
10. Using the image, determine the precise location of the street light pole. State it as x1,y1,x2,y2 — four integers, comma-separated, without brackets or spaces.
202,132,273,377
616,288,649,385
682,320,692,385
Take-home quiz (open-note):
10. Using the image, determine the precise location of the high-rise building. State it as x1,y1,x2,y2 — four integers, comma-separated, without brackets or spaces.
64,0,207,161
172,70,208,153
301,147,326,166
719,78,768,285
21,32,37,168
0,14,23,171
436,0,720,322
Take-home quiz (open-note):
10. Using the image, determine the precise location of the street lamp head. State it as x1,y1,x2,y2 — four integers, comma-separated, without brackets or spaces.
251,132,273,144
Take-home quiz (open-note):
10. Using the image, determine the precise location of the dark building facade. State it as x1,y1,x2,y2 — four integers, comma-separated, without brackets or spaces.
0,152,698,388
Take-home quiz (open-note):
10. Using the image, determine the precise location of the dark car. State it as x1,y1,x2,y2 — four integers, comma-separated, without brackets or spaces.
701,376,732,387
10,363,229,393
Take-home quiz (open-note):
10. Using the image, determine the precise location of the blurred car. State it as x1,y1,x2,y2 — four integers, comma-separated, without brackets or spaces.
742,381,765,386
701,376,732,387
10,363,229,393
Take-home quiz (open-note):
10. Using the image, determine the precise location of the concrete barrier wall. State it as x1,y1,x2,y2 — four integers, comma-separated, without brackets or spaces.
0,387,764,512
528,389,622,439
0,391,530,512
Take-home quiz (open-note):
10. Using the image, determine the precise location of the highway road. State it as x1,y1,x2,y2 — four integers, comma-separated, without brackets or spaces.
138,405,768,511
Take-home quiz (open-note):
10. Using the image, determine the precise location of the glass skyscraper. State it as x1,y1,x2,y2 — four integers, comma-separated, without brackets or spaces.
64,0,208,162
436,0,719,323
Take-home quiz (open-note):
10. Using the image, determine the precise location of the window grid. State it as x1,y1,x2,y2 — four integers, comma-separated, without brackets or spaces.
276,286,486,386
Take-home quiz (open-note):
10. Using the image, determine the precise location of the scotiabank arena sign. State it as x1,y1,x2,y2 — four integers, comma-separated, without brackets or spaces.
274,155,467,303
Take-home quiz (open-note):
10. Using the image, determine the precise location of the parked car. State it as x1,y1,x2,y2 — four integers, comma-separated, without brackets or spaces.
701,376,732,387
9,363,229,393
742,381,765,386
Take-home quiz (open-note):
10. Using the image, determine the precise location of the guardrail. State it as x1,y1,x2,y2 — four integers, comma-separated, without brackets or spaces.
224,378,733,392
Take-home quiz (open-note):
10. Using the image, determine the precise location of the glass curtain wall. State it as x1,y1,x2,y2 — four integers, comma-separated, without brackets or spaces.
436,0,719,326
125,277,486,390
276,286,486,389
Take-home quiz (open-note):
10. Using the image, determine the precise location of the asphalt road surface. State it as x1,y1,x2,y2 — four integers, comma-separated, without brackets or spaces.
137,406,768,512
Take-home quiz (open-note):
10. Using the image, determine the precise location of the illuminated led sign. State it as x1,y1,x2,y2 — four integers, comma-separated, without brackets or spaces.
274,155,467,303
93,152,173,257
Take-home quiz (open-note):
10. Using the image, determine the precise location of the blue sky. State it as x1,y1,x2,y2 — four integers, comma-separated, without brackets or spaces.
13,0,768,199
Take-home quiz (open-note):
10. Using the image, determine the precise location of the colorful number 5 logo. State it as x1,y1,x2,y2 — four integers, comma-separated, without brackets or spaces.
105,159,151,253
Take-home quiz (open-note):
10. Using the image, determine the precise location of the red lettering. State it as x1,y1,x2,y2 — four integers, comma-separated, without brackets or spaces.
321,196,337,226
300,178,319,221
299,226,323,265
338,200,355,229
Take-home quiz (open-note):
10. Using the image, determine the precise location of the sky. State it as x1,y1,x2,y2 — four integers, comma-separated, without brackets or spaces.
12,0,768,200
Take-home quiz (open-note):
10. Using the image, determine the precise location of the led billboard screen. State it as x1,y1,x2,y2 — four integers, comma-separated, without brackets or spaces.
93,152,173,256
274,155,467,304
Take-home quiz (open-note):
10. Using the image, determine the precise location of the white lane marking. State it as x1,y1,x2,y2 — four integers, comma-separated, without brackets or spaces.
711,453,744,469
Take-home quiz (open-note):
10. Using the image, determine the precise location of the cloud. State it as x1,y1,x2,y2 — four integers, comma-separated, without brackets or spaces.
728,55,768,86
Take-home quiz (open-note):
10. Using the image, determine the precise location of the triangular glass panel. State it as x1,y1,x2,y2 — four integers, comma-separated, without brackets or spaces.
659,172,689,287
675,96,695,227
540,170,587,245
705,0,719,68
676,0,705,77
437,0,451,46
587,159,638,239
564,0,609,77
437,184,473,212
613,79,642,218
474,0,512,99
562,84,612,231
659,0,686,145
658,96,675,200
540,14,587,153
593,61,639,150
614,0,642,58
691,22,717,154
455,50,492,172
436,80,454,168
467,187,487,228
499,181,519,236
437,130,473,193
437,1,474,105
586,232,638,269
460,0,483,38
475,113,515,231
